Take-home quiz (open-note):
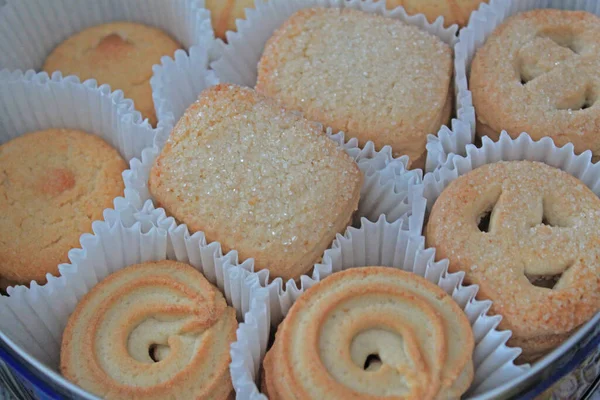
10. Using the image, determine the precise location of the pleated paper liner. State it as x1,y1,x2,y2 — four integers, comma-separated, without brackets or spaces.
230,215,528,400
0,70,157,162
201,0,458,170
0,0,217,126
433,0,600,172
421,131,600,397
0,199,268,399
150,45,220,132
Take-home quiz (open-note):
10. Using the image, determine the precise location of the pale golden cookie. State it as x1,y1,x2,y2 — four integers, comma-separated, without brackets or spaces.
426,161,600,362
0,129,126,286
206,0,257,40
61,261,237,400
385,0,487,27
149,84,362,282
256,8,453,169
43,22,181,126
470,10,600,159
262,267,474,400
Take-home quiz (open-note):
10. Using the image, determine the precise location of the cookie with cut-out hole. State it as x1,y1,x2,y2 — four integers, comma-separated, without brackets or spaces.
0,129,126,288
426,161,600,363
262,267,474,400
43,22,181,126
470,9,600,160
60,260,237,400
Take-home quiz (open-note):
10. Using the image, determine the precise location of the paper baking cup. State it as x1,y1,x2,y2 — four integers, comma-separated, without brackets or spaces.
208,0,458,169
230,215,529,400
150,44,221,131
0,0,216,126
0,200,265,398
0,69,156,169
442,0,600,173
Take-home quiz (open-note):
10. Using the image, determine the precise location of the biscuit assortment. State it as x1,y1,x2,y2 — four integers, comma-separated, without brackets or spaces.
1,1,599,399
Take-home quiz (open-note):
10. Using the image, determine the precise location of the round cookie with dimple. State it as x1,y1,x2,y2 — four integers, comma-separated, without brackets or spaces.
385,0,487,27
43,22,181,126
262,267,474,400
61,261,236,400
470,10,600,159
426,161,600,362
0,129,126,287
256,8,453,169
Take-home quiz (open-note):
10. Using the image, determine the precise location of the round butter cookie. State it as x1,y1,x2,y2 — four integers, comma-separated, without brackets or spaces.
0,129,126,287
262,267,474,400
256,8,453,169
385,0,487,27
426,161,600,362
149,84,362,282
470,10,600,160
206,0,257,40
43,22,181,126
60,261,236,400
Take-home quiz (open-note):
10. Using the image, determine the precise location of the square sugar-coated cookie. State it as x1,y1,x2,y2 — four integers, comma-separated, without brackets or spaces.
149,84,363,281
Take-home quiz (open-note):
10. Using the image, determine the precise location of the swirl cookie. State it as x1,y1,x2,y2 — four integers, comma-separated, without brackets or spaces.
385,0,487,27
256,8,453,169
43,22,181,126
426,161,600,362
262,267,474,399
0,129,126,287
149,84,362,282
470,10,600,159
60,261,236,400
206,0,257,40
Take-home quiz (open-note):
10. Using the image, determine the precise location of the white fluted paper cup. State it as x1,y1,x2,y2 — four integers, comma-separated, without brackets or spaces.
435,0,600,172
0,70,157,163
0,0,217,126
209,0,458,170
0,200,266,398
230,215,528,400
150,46,220,131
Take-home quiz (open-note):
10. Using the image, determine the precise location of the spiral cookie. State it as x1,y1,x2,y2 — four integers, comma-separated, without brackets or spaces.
60,261,236,400
426,161,600,362
262,267,474,400
470,10,600,159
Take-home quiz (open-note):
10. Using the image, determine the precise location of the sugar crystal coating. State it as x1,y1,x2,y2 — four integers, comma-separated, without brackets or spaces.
149,84,363,281
256,7,453,168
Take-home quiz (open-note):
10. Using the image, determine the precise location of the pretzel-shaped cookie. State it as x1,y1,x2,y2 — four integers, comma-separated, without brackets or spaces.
426,161,600,361
470,10,600,158
262,267,474,400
